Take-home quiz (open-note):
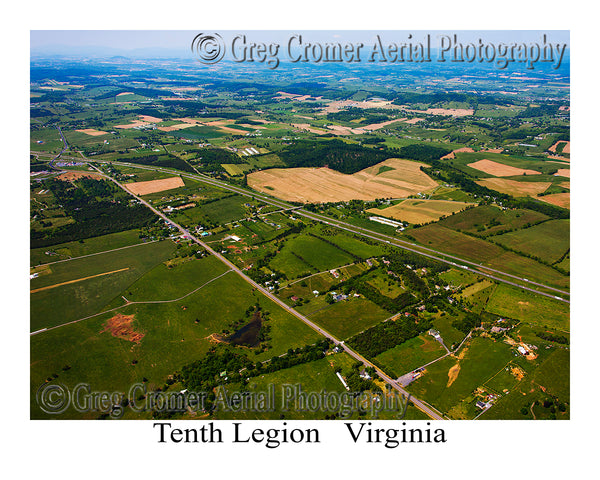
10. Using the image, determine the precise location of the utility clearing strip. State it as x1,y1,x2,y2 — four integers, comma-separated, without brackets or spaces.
30,268,130,294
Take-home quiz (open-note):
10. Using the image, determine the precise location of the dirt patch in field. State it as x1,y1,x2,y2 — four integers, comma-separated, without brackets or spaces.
467,159,541,177
57,171,103,181
207,333,227,344
125,176,185,195
447,363,461,387
76,128,109,136
554,169,570,178
102,313,144,343
248,158,438,203
476,178,551,197
511,365,526,381
537,193,570,209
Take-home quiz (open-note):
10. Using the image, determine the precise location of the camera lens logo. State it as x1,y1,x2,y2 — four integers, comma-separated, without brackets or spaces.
191,33,225,64
37,383,70,414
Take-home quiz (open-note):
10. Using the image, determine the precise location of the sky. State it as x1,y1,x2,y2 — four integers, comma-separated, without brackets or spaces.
30,30,570,55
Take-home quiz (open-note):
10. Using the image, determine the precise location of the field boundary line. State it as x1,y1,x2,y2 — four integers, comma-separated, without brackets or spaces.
30,267,130,294
32,239,160,268
30,269,233,335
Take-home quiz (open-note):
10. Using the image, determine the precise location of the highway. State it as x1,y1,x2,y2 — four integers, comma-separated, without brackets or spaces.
84,164,446,421
43,155,569,303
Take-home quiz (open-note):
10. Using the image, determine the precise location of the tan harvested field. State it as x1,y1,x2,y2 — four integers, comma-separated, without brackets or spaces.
116,91,134,96
467,159,541,177
441,147,475,160
538,193,570,209
476,178,551,197
554,169,570,178
367,199,476,224
124,176,185,195
404,118,424,124
547,155,570,162
404,107,474,117
76,128,109,136
58,171,103,181
174,117,203,124
549,140,570,154
483,148,504,153
326,124,366,135
247,158,438,203
157,123,195,132
114,119,150,129
560,181,570,189
362,118,407,131
139,115,163,123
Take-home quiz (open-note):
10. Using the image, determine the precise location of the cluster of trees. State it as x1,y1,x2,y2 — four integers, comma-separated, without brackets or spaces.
278,139,390,174
179,349,254,392
535,331,569,345
326,107,389,125
348,315,433,358
397,144,453,162
190,148,245,165
31,178,157,248
451,312,481,334
124,154,196,174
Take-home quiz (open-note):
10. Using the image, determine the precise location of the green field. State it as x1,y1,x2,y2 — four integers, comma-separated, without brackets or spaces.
485,283,570,331
30,265,322,419
407,336,514,417
437,205,550,236
30,229,145,266
492,219,569,263
410,224,570,289
270,234,355,279
307,297,389,340
375,334,447,376
30,240,177,331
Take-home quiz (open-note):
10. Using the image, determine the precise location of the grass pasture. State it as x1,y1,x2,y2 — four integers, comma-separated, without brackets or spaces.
307,297,390,340
30,240,176,331
485,283,569,331
30,230,148,266
375,333,447,376
30,264,322,419
437,205,550,237
492,219,569,263
270,234,355,279
408,337,514,416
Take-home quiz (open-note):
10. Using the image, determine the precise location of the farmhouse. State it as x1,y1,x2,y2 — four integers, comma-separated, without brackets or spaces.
517,346,529,356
